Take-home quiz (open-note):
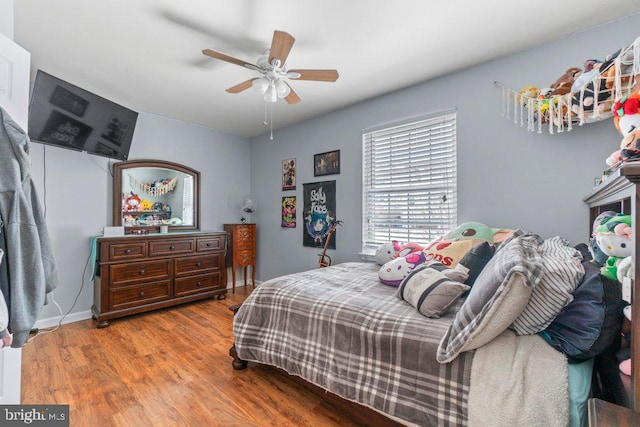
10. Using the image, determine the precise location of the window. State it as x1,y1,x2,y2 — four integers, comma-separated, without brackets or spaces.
362,111,457,255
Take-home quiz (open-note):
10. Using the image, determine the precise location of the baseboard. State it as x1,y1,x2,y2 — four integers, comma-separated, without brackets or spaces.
34,309,93,329
226,280,262,289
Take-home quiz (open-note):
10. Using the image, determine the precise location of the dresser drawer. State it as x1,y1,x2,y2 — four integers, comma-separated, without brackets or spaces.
175,254,221,276
197,236,224,252
108,242,147,261
175,272,222,297
234,250,255,266
149,239,195,257
110,260,170,286
234,226,255,249
110,280,171,310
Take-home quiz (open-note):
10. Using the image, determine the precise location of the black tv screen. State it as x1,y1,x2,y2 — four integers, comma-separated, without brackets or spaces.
28,70,137,161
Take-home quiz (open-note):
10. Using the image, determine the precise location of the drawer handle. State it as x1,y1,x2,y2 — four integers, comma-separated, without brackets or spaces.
197,282,202,287
206,243,211,247
139,291,145,297
139,270,145,275
196,262,201,267
125,249,132,254
169,246,175,250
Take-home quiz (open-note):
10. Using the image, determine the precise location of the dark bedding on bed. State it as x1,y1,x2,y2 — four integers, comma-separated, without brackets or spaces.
233,262,473,426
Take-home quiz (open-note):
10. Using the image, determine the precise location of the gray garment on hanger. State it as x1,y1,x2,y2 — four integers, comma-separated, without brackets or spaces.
0,107,58,347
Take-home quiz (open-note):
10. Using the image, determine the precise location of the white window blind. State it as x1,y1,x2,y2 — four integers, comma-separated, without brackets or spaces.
362,112,457,254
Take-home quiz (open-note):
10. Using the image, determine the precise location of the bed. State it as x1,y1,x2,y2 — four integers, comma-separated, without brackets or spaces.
230,162,640,426
231,226,608,426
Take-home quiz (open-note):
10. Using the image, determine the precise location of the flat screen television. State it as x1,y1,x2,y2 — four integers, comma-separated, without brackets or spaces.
28,70,138,161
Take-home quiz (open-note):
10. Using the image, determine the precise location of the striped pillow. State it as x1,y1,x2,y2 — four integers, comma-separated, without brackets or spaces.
397,266,470,318
510,236,584,335
437,232,545,363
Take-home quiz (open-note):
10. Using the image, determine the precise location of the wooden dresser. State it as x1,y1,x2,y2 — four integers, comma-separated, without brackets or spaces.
92,231,227,327
224,223,256,292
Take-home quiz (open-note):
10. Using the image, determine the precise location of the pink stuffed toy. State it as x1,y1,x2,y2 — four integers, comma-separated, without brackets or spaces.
395,242,424,258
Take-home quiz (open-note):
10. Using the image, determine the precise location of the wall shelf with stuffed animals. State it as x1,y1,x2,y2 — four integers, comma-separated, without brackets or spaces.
496,36,640,135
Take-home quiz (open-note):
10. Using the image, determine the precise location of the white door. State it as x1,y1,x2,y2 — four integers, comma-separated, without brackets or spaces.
0,30,31,405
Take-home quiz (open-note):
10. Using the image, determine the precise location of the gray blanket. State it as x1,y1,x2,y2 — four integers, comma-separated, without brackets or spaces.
234,262,473,426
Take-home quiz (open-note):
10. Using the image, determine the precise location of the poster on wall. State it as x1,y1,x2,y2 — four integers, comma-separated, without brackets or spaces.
303,180,336,249
282,158,296,191
281,196,296,228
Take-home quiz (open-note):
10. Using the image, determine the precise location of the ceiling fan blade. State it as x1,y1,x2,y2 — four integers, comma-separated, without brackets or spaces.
269,31,295,65
289,69,339,82
284,86,301,105
226,79,257,93
202,48,255,68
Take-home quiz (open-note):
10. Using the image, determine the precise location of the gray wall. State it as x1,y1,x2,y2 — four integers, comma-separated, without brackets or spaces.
32,112,251,323
249,14,640,281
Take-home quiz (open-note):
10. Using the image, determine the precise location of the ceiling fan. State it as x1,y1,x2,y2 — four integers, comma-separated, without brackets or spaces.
202,30,339,105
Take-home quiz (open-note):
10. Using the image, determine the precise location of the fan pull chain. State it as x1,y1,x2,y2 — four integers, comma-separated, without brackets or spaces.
263,102,268,126
270,104,274,140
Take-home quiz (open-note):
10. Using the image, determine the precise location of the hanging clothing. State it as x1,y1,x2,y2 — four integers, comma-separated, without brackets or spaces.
0,247,11,348
0,106,58,347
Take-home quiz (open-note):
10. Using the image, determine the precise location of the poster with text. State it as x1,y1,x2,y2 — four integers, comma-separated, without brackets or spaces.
303,180,336,249
281,196,296,228
282,158,296,191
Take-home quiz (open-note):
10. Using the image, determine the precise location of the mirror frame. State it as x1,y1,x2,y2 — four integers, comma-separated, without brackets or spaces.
113,159,201,233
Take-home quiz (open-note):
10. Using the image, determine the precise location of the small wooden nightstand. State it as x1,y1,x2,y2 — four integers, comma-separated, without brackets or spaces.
224,223,256,292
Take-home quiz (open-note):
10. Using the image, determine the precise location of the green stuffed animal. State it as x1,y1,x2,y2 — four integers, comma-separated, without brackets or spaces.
594,214,632,282
445,222,513,244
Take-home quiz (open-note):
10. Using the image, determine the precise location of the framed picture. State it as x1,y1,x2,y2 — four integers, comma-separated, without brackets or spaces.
314,150,340,177
281,196,296,228
282,158,296,191
303,180,336,249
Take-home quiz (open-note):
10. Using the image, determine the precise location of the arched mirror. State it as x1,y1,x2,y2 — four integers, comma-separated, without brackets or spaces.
113,159,200,233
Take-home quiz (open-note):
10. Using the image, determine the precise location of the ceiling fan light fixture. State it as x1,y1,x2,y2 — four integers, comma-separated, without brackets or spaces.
264,83,278,102
252,77,270,94
275,79,290,98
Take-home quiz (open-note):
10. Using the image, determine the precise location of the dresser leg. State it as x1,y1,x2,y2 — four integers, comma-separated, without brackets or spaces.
244,266,248,287
95,319,109,328
231,266,236,293
252,264,256,287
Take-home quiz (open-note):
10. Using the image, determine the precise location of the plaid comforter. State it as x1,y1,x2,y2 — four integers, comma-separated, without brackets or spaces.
234,262,473,426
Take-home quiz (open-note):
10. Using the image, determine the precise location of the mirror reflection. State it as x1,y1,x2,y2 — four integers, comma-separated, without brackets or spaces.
113,160,200,232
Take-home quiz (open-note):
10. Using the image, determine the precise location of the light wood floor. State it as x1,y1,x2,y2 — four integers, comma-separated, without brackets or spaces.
20,287,365,427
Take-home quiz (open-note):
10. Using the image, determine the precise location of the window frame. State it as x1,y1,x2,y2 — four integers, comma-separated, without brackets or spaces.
361,110,457,259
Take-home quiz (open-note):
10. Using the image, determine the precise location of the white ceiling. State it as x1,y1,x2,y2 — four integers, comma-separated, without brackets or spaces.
13,0,640,138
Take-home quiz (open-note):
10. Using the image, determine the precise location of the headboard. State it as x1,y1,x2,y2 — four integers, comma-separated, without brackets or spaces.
584,161,640,413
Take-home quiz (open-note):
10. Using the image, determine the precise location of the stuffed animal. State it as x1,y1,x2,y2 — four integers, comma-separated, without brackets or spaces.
602,46,637,90
124,192,141,212
395,242,424,258
378,251,427,287
594,214,633,281
140,199,154,211
518,85,539,105
375,240,401,265
550,67,582,96
589,210,619,266
443,221,513,244
613,92,640,136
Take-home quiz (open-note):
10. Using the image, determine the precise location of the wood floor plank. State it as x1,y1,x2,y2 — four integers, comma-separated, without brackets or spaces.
20,287,368,426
